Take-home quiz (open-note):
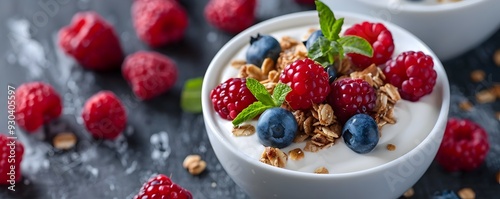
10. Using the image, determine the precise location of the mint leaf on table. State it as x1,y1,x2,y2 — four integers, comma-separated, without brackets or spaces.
232,101,272,126
181,77,203,113
246,78,275,106
271,82,292,106
339,35,374,57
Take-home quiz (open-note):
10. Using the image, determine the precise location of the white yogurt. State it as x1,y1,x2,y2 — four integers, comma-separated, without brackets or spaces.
214,25,441,174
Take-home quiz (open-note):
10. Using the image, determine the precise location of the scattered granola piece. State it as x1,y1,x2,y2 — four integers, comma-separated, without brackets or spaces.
183,154,206,175
496,171,500,184
403,187,414,198
386,144,396,151
494,49,500,66
232,124,256,136
475,89,496,103
490,83,500,98
231,59,246,69
458,187,475,199
260,147,288,168
459,100,474,111
314,166,329,174
53,132,77,150
289,148,305,161
470,70,485,82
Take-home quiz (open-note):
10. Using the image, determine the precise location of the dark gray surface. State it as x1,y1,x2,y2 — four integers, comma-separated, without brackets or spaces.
0,0,498,199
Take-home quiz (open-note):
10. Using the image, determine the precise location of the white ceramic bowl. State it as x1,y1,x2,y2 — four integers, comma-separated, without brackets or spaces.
322,0,500,61
202,11,450,199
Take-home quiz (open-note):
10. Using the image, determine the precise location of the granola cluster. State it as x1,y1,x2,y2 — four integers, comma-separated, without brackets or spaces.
231,32,401,171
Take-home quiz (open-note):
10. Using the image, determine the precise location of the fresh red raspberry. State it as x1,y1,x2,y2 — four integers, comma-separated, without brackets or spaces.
0,134,24,184
279,58,330,110
122,51,178,100
436,118,489,172
204,0,256,33
132,0,188,47
210,78,257,120
15,82,62,133
384,51,437,101
327,78,377,124
344,21,394,69
58,11,124,71
82,91,126,140
134,174,192,199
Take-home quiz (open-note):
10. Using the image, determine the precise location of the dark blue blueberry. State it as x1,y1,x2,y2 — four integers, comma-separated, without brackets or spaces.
342,114,379,154
257,108,298,148
304,30,324,51
431,190,460,199
246,34,281,67
325,64,337,84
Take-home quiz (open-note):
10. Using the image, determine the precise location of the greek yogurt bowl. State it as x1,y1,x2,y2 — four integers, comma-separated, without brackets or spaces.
202,11,450,199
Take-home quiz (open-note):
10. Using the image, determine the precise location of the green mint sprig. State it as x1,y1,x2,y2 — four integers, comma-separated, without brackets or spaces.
308,0,373,67
232,78,291,126
181,77,203,113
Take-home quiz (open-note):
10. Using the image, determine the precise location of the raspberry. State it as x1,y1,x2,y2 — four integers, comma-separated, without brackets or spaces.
204,0,256,33
435,118,489,172
82,91,127,140
58,11,124,71
344,21,394,69
280,58,330,110
134,174,192,199
15,82,62,132
384,51,437,101
327,78,377,124
0,134,24,184
122,51,178,100
132,0,188,47
210,78,257,120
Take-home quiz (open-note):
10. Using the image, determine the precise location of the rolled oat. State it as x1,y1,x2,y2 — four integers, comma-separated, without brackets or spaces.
459,100,474,111
470,70,485,82
457,187,475,199
260,147,288,168
232,124,256,136
494,49,500,66
403,187,414,198
53,132,77,150
314,166,329,174
475,89,496,104
386,144,396,151
289,148,305,161
183,154,206,175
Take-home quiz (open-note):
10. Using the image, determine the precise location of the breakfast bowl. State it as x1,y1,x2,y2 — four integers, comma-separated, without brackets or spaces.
202,9,450,199
322,0,500,61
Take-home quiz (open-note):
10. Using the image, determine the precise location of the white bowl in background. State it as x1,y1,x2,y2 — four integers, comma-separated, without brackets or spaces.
322,0,500,61
202,11,450,199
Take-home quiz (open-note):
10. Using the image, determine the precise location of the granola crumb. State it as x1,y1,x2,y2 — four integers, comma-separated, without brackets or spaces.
494,49,500,66
458,187,475,199
289,148,305,161
231,59,246,69
53,132,77,150
232,124,256,136
490,83,500,98
386,144,396,151
459,100,474,111
260,147,288,168
475,89,496,104
403,187,414,198
470,70,485,82
314,166,329,174
183,154,206,175
496,171,500,184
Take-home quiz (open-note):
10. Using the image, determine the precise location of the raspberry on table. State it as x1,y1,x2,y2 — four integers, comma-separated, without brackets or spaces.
204,0,256,33
132,0,188,47
82,91,127,140
134,174,193,199
122,51,178,100
15,82,62,133
327,78,377,124
384,51,437,101
0,134,24,184
210,78,257,120
435,118,489,172
58,11,124,71
279,58,330,110
344,21,394,69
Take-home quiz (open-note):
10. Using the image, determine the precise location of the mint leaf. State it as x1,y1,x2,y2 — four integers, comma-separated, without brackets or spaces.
308,36,340,67
316,0,341,41
232,101,272,126
246,78,275,106
339,35,374,57
271,83,292,106
331,18,344,41
181,77,203,113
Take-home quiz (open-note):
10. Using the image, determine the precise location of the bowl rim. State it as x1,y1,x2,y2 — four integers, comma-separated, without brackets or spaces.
202,10,451,179
354,0,486,12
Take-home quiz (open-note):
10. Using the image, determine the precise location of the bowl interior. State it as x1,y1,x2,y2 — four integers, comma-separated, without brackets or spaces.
202,11,450,177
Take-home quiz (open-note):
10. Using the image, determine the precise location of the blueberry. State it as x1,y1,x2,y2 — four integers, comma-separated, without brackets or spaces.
431,190,460,199
246,34,281,67
342,114,379,154
257,108,297,148
325,64,337,84
304,30,324,51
